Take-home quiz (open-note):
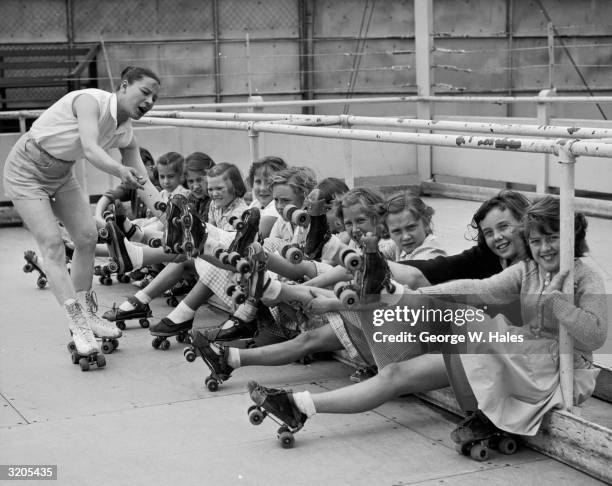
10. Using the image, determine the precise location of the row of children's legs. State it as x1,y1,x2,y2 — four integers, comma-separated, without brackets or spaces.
21,182,577,463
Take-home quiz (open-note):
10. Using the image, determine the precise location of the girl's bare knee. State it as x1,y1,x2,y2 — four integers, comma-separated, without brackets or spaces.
71,226,98,251
39,239,68,263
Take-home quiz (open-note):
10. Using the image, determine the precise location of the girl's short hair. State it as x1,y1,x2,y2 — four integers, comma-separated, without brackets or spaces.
118,66,161,88
207,162,247,198
378,192,435,235
156,152,184,175
270,167,317,201
139,147,154,167
315,177,350,203
339,187,388,237
471,190,531,248
186,152,215,173
247,156,288,186
523,196,588,257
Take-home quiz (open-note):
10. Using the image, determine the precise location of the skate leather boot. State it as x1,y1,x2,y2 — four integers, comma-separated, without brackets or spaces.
150,316,193,350
334,233,395,307
102,296,152,330
181,200,208,258
451,410,498,445
98,208,134,275
214,208,261,272
80,290,122,339
159,194,188,254
65,300,99,356
247,380,307,448
189,331,234,390
302,189,332,260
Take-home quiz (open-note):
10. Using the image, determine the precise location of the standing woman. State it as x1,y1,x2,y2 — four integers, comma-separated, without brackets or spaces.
3,66,163,360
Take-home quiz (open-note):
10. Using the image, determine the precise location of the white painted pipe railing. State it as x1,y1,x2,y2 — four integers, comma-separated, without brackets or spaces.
144,110,612,139
135,116,612,158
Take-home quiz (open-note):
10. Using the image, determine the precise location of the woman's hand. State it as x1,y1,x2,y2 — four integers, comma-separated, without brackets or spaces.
305,289,341,314
119,166,146,190
545,269,569,293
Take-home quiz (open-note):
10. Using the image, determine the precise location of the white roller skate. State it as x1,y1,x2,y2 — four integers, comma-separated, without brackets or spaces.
79,290,121,354
65,301,105,371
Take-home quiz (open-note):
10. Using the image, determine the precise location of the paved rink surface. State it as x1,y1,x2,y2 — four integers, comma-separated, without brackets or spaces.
1,196,610,485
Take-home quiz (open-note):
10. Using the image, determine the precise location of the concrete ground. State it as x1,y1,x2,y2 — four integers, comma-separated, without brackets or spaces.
0,196,610,486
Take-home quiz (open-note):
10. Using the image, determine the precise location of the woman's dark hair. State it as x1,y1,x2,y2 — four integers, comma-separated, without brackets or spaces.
186,152,215,173
523,196,588,258
316,177,350,203
118,66,161,88
156,151,184,175
247,156,288,186
207,162,247,198
470,190,531,248
377,192,435,235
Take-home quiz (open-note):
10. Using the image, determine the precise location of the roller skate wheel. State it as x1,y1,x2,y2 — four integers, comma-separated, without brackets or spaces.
167,297,179,307
498,437,517,455
118,274,131,284
149,238,162,248
93,265,102,276
108,260,120,273
340,289,358,307
286,247,303,264
112,339,119,349
37,277,47,289
173,243,184,254
213,246,226,259
101,342,114,354
67,341,77,353
176,334,185,343
283,205,297,221
333,281,346,298
278,428,295,449
183,347,196,362
23,263,33,273
79,357,90,372
154,201,167,212
455,443,471,456
96,354,106,368
470,443,489,461
220,252,230,265
100,276,112,286
70,351,79,364
226,284,237,297
232,290,246,306
235,259,251,274
232,219,245,231
116,321,127,331
205,377,219,392
344,252,362,270
292,210,309,227
183,241,194,254
140,319,150,328
98,228,109,240
228,252,241,266
152,337,162,349
249,408,264,425
160,339,171,351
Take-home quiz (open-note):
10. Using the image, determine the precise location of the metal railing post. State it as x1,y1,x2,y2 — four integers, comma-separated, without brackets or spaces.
557,141,576,412
414,0,433,182
537,88,556,193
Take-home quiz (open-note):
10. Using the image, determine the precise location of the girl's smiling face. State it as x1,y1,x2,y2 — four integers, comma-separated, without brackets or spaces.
479,207,526,263
343,204,377,244
386,209,428,255
207,174,235,209
186,170,208,199
252,167,274,208
528,228,560,273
